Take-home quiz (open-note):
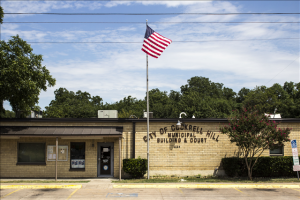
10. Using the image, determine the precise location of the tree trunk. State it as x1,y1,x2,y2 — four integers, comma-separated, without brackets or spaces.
244,156,252,180
247,166,252,180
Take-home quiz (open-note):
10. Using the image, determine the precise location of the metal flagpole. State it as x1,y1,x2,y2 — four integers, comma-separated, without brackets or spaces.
146,19,150,180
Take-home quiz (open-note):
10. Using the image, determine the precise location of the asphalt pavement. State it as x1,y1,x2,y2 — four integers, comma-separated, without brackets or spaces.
1,179,300,200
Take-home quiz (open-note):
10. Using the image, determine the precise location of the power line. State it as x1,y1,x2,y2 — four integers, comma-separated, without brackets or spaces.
4,12,300,15
3,21,299,24
265,57,299,86
22,38,299,43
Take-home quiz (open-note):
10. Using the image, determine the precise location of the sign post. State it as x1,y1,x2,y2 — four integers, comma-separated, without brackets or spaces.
291,140,300,180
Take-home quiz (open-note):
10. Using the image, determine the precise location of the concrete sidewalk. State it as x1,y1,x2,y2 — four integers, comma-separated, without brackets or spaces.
1,178,300,189
113,182,300,189
0,178,114,189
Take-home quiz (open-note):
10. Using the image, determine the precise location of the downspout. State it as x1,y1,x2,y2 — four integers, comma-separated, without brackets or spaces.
132,122,135,158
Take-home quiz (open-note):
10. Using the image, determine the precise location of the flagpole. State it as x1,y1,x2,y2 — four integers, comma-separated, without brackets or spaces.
146,19,150,180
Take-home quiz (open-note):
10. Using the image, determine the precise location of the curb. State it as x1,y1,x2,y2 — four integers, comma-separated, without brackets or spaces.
0,185,82,189
113,184,300,189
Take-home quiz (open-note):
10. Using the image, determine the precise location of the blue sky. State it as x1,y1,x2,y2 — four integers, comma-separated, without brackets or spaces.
1,0,299,111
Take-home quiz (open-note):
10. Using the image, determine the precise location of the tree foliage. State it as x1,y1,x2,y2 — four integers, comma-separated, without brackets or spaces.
219,106,291,180
0,6,3,24
0,35,56,117
243,82,300,118
44,88,102,118
178,76,238,118
43,76,299,119
103,96,146,118
0,110,16,118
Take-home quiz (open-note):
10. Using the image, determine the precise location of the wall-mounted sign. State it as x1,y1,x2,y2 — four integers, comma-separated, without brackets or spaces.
47,145,68,161
291,140,300,171
142,124,219,148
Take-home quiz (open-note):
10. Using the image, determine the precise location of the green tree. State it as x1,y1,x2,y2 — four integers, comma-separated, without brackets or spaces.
0,6,3,24
236,87,250,103
180,76,224,98
178,90,236,118
243,82,299,118
0,110,16,118
283,81,300,118
219,106,291,180
178,76,238,118
167,90,181,118
44,88,102,118
105,96,145,118
0,35,56,117
148,89,173,118
294,82,300,118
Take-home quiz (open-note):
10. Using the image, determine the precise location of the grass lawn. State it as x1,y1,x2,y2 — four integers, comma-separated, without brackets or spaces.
0,180,89,183
113,177,300,183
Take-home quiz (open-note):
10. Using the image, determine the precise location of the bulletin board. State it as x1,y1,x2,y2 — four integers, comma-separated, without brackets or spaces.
47,145,68,161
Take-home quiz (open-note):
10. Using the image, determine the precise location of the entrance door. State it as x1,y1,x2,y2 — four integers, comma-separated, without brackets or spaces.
97,143,114,177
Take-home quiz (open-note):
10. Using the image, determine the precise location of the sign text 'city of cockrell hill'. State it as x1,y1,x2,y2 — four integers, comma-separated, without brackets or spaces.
143,124,219,147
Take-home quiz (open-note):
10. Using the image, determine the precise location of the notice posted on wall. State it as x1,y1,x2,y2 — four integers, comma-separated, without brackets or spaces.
47,145,68,161
47,146,55,160
71,159,85,168
58,146,68,161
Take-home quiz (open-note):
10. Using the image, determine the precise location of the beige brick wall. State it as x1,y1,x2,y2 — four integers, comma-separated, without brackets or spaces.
133,121,300,176
0,137,122,178
0,120,299,178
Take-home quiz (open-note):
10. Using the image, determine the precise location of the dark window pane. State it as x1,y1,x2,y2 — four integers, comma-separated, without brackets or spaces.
71,143,85,169
18,143,45,163
270,146,283,155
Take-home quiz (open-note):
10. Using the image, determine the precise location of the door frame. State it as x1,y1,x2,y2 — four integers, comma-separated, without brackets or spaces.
97,142,114,177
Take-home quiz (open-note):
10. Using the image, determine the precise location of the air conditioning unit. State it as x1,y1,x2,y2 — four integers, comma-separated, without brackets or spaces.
265,113,281,118
143,112,153,118
98,110,118,118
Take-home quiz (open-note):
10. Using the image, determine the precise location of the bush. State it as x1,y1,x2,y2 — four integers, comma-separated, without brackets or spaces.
222,156,296,177
123,157,147,178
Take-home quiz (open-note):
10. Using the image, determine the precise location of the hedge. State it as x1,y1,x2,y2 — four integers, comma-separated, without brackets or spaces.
123,157,147,178
222,156,297,177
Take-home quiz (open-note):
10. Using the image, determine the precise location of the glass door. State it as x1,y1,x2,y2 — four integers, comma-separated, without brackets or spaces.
97,143,114,177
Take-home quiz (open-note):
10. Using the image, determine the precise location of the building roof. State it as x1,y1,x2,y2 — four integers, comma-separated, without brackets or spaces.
0,126,123,137
0,118,300,123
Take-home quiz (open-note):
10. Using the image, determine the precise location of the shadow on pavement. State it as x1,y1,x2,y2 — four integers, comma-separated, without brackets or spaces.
255,189,278,192
39,189,60,192
193,188,215,191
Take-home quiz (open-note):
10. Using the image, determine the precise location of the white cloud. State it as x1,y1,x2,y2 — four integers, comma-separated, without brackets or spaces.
2,0,298,111
2,1,103,18
1,23,19,30
105,1,133,8
139,1,206,8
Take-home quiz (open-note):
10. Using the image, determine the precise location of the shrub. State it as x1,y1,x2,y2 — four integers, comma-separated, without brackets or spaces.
123,157,147,178
222,156,296,177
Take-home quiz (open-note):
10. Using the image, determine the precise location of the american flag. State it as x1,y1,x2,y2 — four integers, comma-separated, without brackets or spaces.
142,25,172,59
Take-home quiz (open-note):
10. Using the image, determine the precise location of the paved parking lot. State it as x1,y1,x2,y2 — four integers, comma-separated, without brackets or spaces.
1,187,300,200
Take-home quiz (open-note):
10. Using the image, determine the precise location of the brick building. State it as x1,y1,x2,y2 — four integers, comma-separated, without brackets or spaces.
0,118,299,179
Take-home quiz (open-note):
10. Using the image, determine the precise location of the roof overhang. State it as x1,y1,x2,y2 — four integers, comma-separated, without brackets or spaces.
0,126,123,138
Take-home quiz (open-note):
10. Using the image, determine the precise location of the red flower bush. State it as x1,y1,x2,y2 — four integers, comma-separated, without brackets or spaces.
219,106,291,180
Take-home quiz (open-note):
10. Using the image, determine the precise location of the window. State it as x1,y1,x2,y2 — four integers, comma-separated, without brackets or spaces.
18,143,45,164
270,146,284,156
70,142,85,169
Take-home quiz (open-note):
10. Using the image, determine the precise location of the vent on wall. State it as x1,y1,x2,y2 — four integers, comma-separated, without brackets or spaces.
98,110,118,118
